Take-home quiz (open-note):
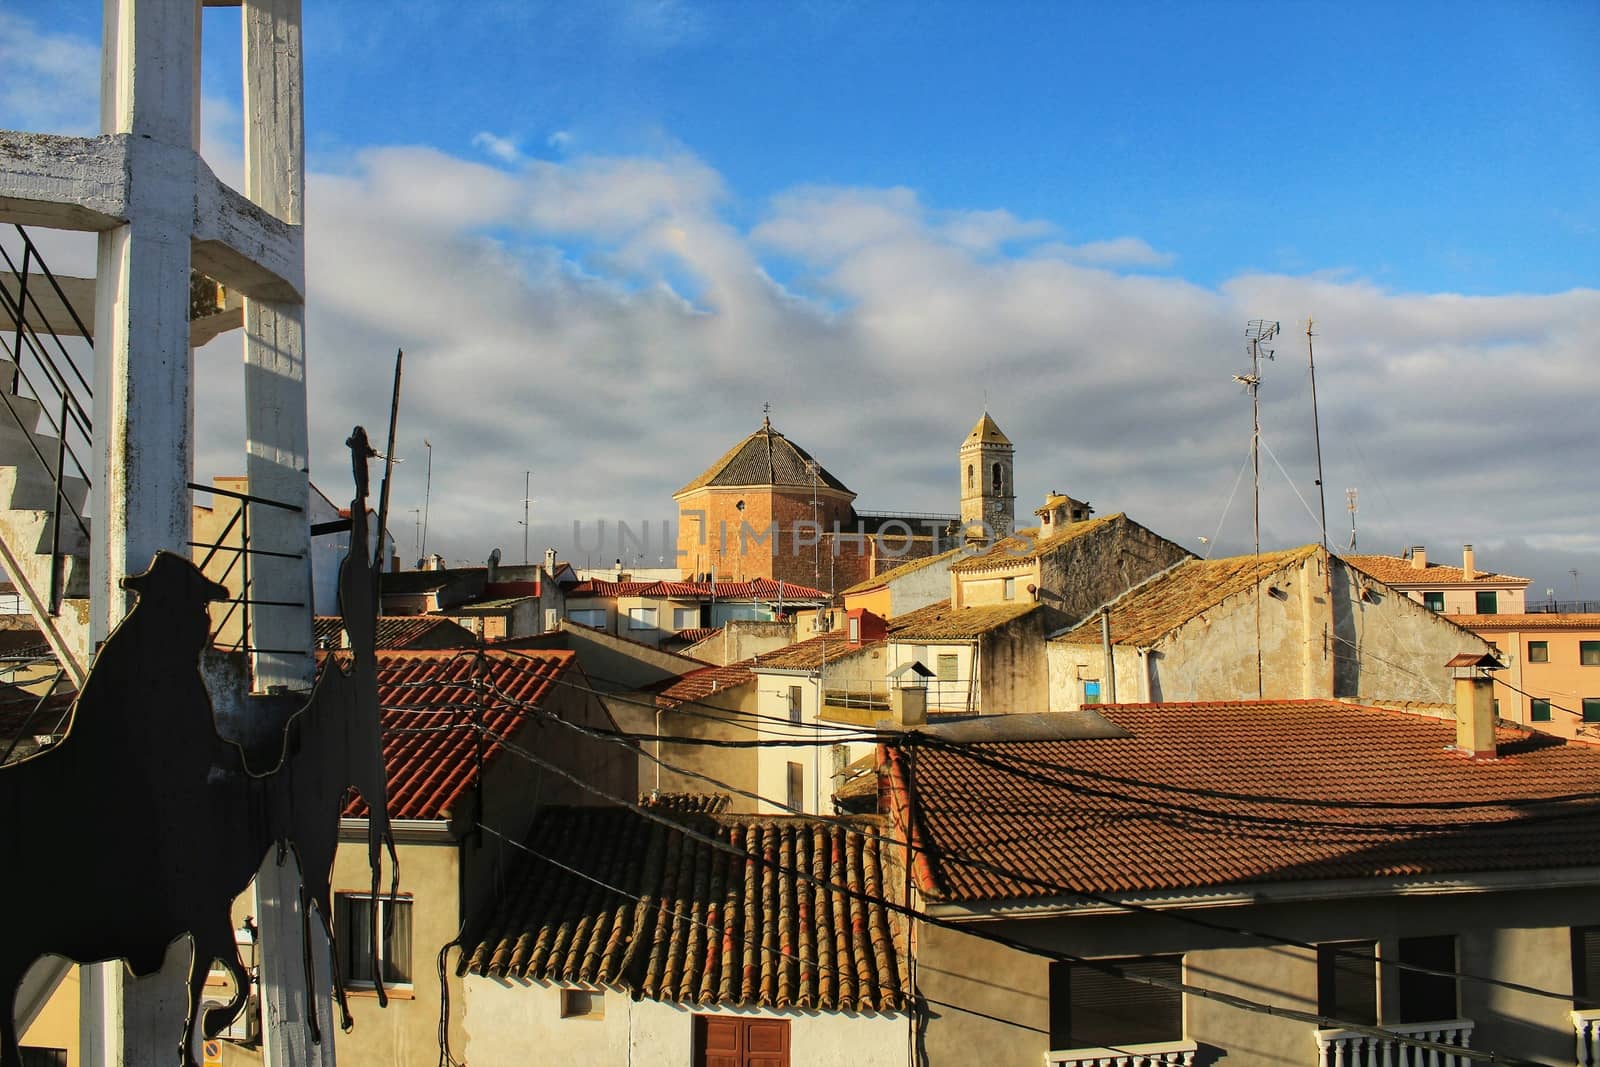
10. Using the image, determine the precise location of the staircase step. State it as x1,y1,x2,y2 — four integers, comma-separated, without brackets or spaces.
0,382,44,436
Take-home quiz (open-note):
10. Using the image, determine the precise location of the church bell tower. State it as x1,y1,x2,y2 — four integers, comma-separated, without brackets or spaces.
959,413,1015,540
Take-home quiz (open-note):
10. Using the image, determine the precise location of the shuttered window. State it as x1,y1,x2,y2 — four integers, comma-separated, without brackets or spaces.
1317,941,1377,1025
1048,956,1182,1048
1574,927,1600,1010
695,1015,789,1067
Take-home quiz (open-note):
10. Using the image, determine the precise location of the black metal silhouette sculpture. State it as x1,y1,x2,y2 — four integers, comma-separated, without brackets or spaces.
0,430,395,1067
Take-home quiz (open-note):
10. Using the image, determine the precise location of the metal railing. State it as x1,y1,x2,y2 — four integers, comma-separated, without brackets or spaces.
823,685,890,711
1529,601,1600,615
189,481,306,658
0,225,95,615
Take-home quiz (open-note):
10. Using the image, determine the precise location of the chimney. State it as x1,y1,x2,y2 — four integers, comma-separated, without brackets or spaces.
1410,545,1427,570
1462,544,1476,582
890,684,927,728
544,546,557,576
1447,652,1502,759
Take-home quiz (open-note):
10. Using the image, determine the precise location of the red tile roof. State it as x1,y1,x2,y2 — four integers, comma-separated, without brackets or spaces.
1450,613,1600,632
314,615,478,650
883,699,1600,902
668,627,723,644
346,649,577,820
460,805,905,1012
1344,554,1530,587
749,630,881,671
564,578,829,601
656,662,759,709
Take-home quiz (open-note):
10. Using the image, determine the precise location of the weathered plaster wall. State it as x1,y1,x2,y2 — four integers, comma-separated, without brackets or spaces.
978,614,1050,714
919,884,1593,1067
1046,641,1145,711
460,979,908,1066
1331,559,1490,705
607,683,761,810
1034,517,1192,632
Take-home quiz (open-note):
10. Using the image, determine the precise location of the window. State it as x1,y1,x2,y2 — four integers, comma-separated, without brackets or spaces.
787,685,802,724
337,893,413,986
1083,679,1101,702
936,654,959,682
561,988,604,1018
786,762,804,812
1583,641,1600,666
1048,956,1182,1048
695,1016,789,1067
1317,941,1377,1027
1584,699,1600,724
1528,640,1549,663
848,616,860,642
1531,698,1551,723
1475,590,1497,614
567,608,606,629
1397,935,1456,1023
1423,591,1444,612
992,462,1003,493
1003,577,1016,601
673,607,698,630
1574,927,1600,1010
627,606,657,630
966,464,974,490
20,1051,68,1067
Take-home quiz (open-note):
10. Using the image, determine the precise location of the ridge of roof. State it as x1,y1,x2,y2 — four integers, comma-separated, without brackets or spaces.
948,512,1122,572
1451,613,1600,631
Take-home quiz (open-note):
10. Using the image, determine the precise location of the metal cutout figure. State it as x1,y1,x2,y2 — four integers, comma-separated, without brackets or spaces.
0,429,396,1067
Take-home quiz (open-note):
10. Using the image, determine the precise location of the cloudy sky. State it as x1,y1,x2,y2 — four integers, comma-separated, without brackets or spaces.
5,2,1597,595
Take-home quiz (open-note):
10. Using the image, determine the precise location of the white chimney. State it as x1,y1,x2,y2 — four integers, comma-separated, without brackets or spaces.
1462,544,1476,582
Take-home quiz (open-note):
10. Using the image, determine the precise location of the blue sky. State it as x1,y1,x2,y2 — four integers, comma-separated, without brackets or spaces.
4,2,1598,591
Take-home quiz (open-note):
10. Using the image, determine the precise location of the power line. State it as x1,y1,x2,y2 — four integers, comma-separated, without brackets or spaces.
469,720,1538,1064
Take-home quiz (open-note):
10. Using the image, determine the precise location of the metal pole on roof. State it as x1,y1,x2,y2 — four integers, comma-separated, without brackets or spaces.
1306,317,1330,561
1236,319,1278,701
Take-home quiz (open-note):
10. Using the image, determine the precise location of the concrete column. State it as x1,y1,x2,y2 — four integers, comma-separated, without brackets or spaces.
242,0,313,693
255,853,338,1067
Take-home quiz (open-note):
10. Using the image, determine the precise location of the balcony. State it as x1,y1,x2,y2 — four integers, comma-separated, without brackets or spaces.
1314,1019,1473,1067
1575,1008,1600,1067
1046,1040,1197,1067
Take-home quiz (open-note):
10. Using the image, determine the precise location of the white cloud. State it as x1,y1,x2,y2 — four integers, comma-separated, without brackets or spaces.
0,13,99,135
1040,236,1177,268
471,131,522,164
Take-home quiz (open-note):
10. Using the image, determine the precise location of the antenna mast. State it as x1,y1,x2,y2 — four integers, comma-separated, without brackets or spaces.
1306,317,1330,555
1346,488,1359,552
1235,319,1278,700
520,469,533,565
420,439,433,562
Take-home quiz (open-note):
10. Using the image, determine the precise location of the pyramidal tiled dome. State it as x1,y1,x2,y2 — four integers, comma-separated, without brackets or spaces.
675,418,852,496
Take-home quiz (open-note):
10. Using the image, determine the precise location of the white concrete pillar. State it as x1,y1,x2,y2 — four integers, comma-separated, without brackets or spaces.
85,4,202,1063
254,853,338,1067
242,0,314,693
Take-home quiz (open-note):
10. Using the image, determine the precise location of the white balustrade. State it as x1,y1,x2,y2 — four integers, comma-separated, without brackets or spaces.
1314,1020,1473,1067
1046,1040,1198,1067
1574,1008,1600,1067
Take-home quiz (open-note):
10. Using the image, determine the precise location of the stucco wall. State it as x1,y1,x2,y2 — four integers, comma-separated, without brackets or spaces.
917,883,1593,1067
1331,558,1490,705
1047,641,1145,711
1476,620,1600,738
461,978,908,1066
978,613,1050,714
1034,517,1193,632
608,684,762,810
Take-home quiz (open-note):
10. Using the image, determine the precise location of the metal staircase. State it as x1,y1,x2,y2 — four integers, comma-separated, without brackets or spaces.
0,225,95,688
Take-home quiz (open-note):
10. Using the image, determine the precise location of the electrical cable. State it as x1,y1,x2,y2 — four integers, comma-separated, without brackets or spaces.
469,720,1538,1065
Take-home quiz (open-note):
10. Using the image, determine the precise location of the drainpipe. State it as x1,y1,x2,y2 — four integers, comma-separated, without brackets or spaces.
1138,647,1153,702
1101,608,1117,704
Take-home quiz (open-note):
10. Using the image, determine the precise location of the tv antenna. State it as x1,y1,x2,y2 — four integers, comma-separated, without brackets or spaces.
1234,319,1278,699
519,469,535,565
1306,316,1329,559
420,438,434,560
1345,488,1359,552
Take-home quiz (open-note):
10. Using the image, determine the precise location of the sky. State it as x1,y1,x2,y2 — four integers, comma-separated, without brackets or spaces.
3,2,1598,597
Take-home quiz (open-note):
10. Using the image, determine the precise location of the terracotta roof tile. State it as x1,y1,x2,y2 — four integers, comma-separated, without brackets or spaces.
314,615,478,650
883,699,1600,902
565,578,829,602
344,649,576,820
657,663,759,709
887,599,1041,640
668,628,723,644
1057,547,1319,646
1449,613,1600,632
460,805,905,1012
749,631,880,671
1344,554,1530,587
948,513,1121,573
